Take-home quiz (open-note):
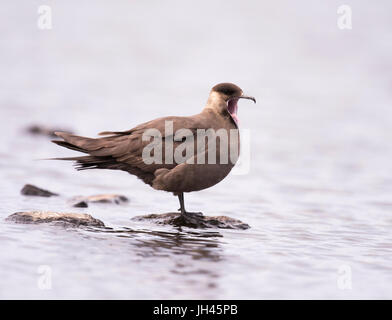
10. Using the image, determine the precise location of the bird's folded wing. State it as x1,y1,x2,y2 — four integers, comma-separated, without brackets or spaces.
55,115,210,174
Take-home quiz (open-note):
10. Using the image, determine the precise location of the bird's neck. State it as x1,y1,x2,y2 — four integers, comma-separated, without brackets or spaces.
203,91,227,114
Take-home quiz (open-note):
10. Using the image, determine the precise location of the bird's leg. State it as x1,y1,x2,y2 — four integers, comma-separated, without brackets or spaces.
178,192,186,215
177,193,203,217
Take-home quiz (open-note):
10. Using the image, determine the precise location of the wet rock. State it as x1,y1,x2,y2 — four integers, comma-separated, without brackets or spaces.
6,211,105,227
69,194,128,206
132,212,250,230
72,201,89,208
21,184,59,197
26,125,73,138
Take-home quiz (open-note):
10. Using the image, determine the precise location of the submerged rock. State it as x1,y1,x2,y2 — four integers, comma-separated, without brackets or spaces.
21,184,59,197
72,200,89,208
6,211,104,227
26,125,73,138
132,212,250,230
69,194,128,207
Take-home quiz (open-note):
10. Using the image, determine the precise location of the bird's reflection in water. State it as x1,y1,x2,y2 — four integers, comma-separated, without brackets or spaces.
85,225,223,270
84,225,222,291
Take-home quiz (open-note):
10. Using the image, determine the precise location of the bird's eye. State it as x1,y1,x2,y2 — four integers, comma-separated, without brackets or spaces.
220,88,236,96
212,83,241,96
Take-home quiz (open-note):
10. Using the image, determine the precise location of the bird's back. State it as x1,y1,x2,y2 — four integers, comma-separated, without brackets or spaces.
53,109,239,193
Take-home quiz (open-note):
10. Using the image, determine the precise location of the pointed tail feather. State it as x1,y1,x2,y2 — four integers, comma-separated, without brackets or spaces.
53,131,102,151
51,140,88,153
51,131,120,171
49,155,115,170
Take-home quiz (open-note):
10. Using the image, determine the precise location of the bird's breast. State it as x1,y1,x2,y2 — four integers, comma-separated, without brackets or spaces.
152,118,241,193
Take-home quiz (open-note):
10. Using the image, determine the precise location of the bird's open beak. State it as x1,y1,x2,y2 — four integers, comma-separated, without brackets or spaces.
238,95,256,103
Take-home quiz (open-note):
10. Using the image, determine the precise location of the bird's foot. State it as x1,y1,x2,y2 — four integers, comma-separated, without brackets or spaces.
183,211,203,218
173,210,205,228
178,208,203,217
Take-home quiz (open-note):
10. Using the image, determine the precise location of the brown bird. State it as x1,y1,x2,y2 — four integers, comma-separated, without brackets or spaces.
52,83,256,216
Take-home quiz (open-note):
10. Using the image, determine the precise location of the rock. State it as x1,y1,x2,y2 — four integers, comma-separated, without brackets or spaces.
132,212,250,230
21,184,59,197
72,201,89,208
26,125,73,138
69,194,128,206
6,211,105,227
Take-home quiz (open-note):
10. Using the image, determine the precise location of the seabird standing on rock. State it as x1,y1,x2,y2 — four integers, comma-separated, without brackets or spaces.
52,83,256,216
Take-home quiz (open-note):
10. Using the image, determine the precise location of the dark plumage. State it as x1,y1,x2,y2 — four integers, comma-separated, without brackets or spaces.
52,83,255,215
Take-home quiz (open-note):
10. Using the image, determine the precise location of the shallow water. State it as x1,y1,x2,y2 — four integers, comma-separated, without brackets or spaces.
1,1,392,299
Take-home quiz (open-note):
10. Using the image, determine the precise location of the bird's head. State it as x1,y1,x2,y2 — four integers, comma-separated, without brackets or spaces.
206,83,256,125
